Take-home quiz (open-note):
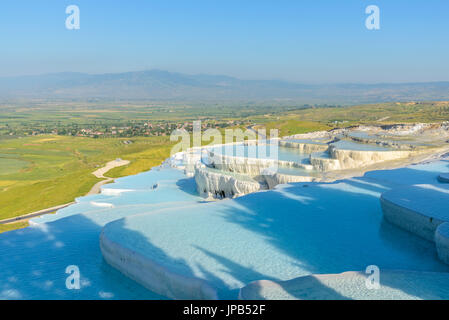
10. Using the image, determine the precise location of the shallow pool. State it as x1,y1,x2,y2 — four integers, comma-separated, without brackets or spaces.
210,143,311,163
332,139,393,151
1,156,449,300
0,166,204,299
283,138,328,145
102,160,449,299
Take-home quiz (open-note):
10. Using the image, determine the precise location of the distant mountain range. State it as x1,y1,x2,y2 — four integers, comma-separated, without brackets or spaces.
0,70,448,104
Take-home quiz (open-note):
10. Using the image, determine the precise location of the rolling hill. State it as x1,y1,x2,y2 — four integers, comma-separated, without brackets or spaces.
1,70,448,104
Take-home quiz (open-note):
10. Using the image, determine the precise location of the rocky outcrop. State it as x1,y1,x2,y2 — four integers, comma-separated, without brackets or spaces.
287,130,339,141
194,165,264,198
329,146,414,171
209,152,312,176
279,140,328,153
183,124,448,199
309,151,341,171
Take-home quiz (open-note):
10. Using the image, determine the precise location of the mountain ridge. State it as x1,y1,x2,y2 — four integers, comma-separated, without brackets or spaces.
1,70,448,104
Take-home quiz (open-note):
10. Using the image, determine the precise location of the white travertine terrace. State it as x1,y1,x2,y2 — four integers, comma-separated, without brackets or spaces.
436,223,449,265
194,164,264,198
239,271,449,300
98,145,449,300
263,172,316,189
380,184,449,265
100,229,219,300
381,184,449,241
326,146,414,171
209,152,312,175
278,140,328,153
439,173,449,183
195,123,449,199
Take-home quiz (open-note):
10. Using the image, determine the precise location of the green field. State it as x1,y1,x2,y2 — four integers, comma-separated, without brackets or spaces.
0,135,173,222
278,101,449,125
0,157,28,175
254,101,449,133
0,101,310,136
0,221,29,233
256,120,333,136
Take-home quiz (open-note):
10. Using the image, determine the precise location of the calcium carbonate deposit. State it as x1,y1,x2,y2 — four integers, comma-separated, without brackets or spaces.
1,123,449,300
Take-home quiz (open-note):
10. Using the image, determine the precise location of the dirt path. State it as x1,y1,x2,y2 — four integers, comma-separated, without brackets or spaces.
86,159,130,195
92,159,130,180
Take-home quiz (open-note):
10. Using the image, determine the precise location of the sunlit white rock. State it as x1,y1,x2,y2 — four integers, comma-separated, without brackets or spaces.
239,271,449,300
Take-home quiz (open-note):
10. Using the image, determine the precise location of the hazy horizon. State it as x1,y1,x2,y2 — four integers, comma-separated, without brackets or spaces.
1,1,448,83
1,69,449,104
2,69,449,86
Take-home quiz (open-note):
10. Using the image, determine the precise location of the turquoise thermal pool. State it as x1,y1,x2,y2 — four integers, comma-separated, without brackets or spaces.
100,160,449,299
0,167,202,299
2,124,449,300
1,155,448,299
209,143,311,164
331,140,393,151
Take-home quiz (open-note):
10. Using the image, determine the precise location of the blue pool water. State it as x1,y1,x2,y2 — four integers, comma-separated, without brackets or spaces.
347,131,431,147
1,157,449,299
0,166,204,299
210,143,311,163
346,131,376,139
283,138,328,145
102,160,449,299
276,166,315,176
332,140,393,151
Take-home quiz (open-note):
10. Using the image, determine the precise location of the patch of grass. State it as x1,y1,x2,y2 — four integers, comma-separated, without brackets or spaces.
257,120,333,136
0,168,99,220
107,144,174,178
0,157,29,175
283,101,449,125
0,221,29,234
0,135,173,220
254,102,449,133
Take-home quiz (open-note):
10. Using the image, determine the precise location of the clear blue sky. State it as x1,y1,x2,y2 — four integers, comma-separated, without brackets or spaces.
0,0,448,83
